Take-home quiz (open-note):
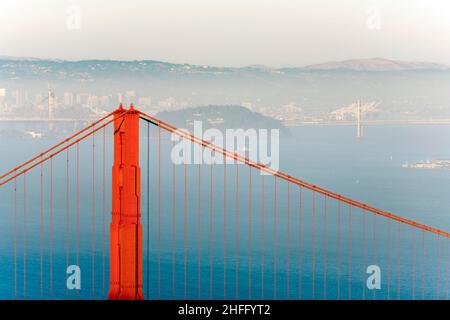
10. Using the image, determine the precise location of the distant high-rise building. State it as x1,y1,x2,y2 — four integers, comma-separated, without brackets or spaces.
158,97,179,109
125,90,136,105
357,100,363,138
76,93,90,105
13,89,28,107
88,95,99,108
100,95,110,107
0,88,5,109
63,92,74,106
48,87,55,120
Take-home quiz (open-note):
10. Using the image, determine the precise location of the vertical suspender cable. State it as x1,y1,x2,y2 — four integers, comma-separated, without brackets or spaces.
14,172,17,299
446,237,449,300
388,219,391,300
261,175,264,299
397,223,401,300
412,230,416,300
147,122,150,298
337,201,341,300
348,205,352,300
235,163,239,299
248,167,252,299
362,211,366,300
209,160,213,299
50,157,53,298
273,176,277,299
40,159,44,298
287,182,290,299
312,191,316,299
171,137,175,298
437,235,440,299
298,186,302,300
373,215,376,300
76,143,79,297
184,162,187,299
102,127,106,299
157,126,161,298
23,173,27,298
223,155,227,299
92,126,96,298
422,230,425,299
323,196,327,299
198,149,201,300
66,146,69,297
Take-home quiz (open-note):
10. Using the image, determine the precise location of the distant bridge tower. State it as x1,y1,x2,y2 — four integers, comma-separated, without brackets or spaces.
48,86,55,120
356,100,363,138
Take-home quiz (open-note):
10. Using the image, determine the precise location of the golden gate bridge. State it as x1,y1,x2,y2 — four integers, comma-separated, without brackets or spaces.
0,104,448,300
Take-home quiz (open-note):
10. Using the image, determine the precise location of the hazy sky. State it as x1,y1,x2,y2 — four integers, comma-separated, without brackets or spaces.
1,0,450,67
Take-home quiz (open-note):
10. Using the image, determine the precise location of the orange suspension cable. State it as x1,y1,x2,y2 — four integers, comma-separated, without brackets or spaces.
0,111,114,182
0,113,125,187
138,111,450,239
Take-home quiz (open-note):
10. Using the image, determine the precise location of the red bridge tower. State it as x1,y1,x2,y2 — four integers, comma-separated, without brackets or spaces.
108,105,143,300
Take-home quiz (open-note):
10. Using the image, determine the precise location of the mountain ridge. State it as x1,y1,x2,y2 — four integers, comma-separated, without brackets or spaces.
0,56,447,72
302,57,447,71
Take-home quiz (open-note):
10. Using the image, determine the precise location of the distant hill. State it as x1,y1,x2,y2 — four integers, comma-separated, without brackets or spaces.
301,58,447,72
156,105,290,136
0,56,447,82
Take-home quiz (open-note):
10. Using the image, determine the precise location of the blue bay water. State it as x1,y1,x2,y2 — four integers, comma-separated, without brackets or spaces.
0,122,449,300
